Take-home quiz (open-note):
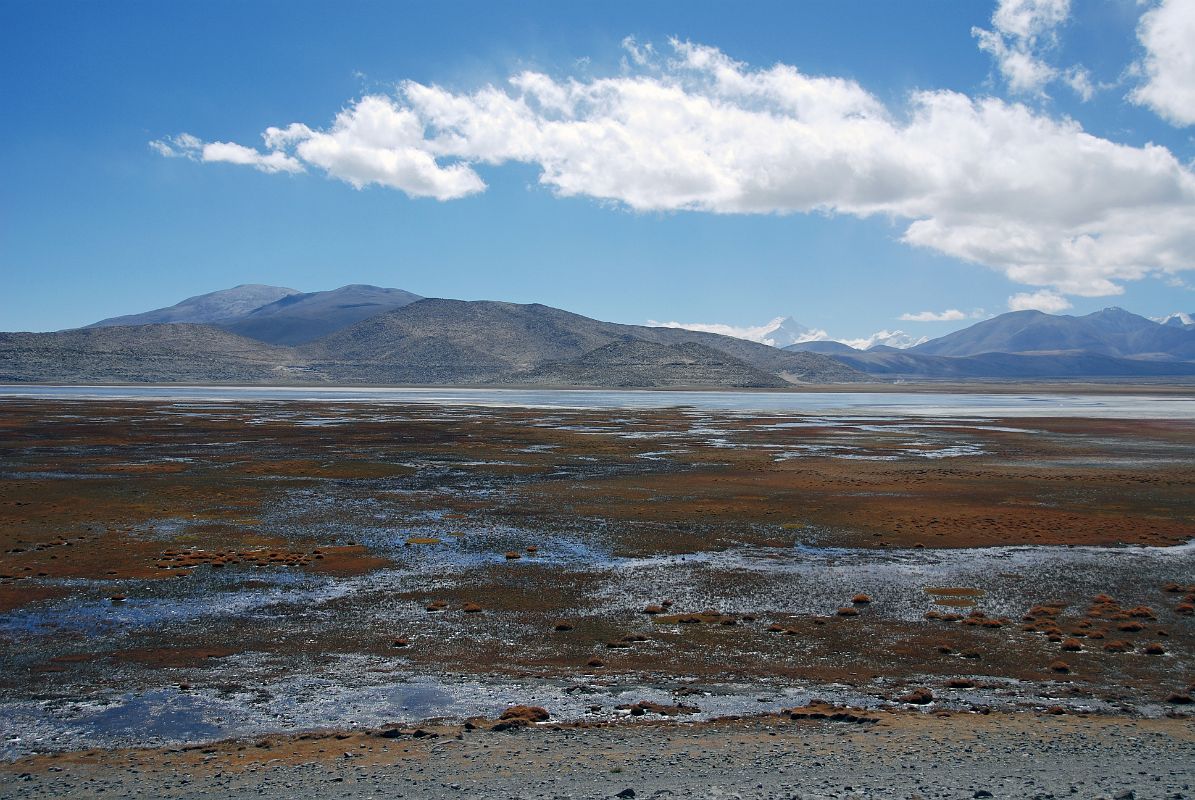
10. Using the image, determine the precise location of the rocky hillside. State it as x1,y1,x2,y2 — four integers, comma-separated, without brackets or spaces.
303,299,862,384
1,300,865,387
0,325,299,384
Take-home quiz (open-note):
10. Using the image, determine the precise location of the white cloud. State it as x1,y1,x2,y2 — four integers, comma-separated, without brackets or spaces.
1063,66,1095,101
155,39,1195,298
972,0,1095,99
201,141,304,174
898,309,967,322
264,97,484,198
1008,289,1073,312
1130,0,1195,127
973,26,1058,96
150,133,303,174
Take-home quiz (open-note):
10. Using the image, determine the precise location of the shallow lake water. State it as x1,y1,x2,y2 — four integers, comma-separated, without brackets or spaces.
3,384,1195,418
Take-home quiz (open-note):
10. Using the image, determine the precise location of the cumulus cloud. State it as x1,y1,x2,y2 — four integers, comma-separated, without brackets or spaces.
898,309,968,322
154,38,1195,298
1008,289,1073,312
150,133,303,174
1130,0,1195,127
972,0,1095,99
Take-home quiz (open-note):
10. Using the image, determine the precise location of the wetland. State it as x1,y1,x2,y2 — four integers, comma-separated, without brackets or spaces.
0,390,1193,795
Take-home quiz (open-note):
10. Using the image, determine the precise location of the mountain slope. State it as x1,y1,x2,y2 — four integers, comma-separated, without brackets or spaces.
504,339,788,387
913,308,1195,360
1161,313,1195,330
2,299,864,386
827,349,1195,379
302,299,864,384
220,284,423,345
0,325,300,384
783,341,860,355
87,284,299,328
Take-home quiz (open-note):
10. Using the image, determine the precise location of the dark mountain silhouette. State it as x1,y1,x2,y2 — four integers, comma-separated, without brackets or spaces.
782,340,859,354
219,284,424,345
912,308,1195,360
826,348,1195,379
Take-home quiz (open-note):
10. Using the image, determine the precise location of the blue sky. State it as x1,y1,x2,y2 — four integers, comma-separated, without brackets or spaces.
2,0,1194,344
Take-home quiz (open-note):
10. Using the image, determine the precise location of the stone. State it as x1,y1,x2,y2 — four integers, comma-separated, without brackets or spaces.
897,687,934,705
614,701,698,717
490,705,550,731
498,705,549,723
786,703,878,724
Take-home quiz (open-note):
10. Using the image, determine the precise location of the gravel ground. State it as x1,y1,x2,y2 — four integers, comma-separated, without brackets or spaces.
3,712,1193,799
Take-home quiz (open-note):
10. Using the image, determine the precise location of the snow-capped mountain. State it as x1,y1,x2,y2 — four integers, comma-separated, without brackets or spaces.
646,315,829,346
1158,312,1194,329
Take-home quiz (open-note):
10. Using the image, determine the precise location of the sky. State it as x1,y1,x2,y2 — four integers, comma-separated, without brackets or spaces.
2,0,1195,346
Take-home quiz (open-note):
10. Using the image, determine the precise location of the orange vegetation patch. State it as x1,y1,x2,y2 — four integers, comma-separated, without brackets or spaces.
112,646,241,669
530,453,1195,550
0,584,69,613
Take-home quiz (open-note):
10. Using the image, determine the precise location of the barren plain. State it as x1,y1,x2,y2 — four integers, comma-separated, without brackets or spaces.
0,393,1193,797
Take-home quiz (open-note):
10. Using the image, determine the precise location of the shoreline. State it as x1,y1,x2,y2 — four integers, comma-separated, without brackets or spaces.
3,380,1195,395
3,708,1193,798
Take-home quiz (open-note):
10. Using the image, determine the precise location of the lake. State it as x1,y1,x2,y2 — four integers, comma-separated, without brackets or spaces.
1,384,1195,418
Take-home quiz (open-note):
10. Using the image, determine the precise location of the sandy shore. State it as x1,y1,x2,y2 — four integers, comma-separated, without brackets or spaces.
3,710,1194,799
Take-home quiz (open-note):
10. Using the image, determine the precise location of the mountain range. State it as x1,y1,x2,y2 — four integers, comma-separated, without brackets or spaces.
0,286,860,387
3,284,1194,385
784,307,1195,379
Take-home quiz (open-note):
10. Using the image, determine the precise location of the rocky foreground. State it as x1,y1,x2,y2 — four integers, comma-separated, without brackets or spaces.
2,710,1193,799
